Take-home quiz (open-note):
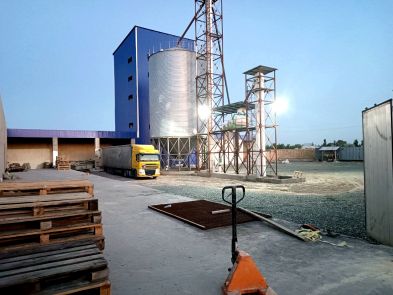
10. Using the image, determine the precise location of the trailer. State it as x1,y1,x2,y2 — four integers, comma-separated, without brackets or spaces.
102,144,160,178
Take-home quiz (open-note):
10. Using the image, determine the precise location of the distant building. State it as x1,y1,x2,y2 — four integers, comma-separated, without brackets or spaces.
301,143,317,149
113,26,194,144
317,146,364,161
317,146,340,161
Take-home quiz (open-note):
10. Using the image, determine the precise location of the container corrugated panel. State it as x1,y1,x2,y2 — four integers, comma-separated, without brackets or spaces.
102,144,132,170
339,146,364,161
148,48,196,138
362,99,393,246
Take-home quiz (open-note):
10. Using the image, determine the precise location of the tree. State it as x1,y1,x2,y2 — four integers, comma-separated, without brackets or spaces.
353,139,359,147
323,139,327,146
336,140,347,147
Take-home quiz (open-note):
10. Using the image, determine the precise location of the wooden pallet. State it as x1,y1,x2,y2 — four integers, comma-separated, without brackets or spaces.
42,279,111,295
0,192,96,220
0,180,94,196
0,220,103,253
0,241,110,294
57,164,71,171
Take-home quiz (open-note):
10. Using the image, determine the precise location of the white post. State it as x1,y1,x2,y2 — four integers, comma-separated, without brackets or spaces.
206,0,215,172
255,72,267,177
52,137,58,167
94,138,100,153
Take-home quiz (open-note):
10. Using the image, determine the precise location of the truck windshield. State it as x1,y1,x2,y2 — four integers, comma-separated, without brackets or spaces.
137,154,160,161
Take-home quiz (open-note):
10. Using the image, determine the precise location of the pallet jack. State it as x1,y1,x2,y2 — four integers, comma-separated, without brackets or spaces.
221,185,278,295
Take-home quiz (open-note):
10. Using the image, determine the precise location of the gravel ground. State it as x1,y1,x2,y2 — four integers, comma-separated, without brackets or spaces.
142,161,367,239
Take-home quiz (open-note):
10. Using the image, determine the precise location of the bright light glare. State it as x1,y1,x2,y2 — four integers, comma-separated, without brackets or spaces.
272,99,289,114
198,104,211,120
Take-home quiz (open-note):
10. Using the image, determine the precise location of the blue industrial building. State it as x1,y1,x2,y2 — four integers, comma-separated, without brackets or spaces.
113,26,194,144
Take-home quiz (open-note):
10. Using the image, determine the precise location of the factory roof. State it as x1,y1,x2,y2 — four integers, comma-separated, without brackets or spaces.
214,101,255,114
319,146,340,151
7,129,135,139
113,25,195,55
243,65,277,76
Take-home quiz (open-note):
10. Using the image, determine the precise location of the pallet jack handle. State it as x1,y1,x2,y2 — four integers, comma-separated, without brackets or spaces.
222,185,245,264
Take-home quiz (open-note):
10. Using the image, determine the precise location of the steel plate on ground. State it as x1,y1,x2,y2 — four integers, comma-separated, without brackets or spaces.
148,200,256,230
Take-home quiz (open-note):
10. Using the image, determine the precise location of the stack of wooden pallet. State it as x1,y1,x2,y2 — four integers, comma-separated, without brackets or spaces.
56,157,71,171
0,179,110,294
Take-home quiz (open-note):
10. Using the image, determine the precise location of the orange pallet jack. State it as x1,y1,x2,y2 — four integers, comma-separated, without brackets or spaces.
221,186,278,295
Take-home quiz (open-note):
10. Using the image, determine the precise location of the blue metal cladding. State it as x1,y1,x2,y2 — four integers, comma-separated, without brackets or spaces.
113,26,194,144
114,30,137,133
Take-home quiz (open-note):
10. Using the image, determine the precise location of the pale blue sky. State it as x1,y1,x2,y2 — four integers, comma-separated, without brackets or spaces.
0,0,392,144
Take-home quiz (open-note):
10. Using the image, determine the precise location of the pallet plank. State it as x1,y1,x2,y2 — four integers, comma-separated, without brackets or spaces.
0,257,107,288
0,180,93,196
0,209,100,225
0,236,105,255
0,193,93,206
39,279,110,295
0,222,102,239
0,247,101,272
0,244,98,265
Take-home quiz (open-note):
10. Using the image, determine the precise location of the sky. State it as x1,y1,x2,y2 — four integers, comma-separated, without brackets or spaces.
0,0,392,145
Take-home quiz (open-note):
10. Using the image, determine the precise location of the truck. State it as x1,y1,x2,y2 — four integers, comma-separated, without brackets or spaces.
102,144,160,178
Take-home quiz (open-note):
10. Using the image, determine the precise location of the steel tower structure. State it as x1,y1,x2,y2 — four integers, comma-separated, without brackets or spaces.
178,0,279,177
194,0,225,172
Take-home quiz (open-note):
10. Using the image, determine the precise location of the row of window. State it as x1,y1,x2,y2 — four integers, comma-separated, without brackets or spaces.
128,56,134,130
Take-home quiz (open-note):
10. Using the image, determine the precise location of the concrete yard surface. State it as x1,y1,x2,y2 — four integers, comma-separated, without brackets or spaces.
13,169,393,295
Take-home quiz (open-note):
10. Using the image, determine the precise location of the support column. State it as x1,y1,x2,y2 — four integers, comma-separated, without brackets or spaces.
94,138,100,153
255,73,267,177
52,137,58,167
94,138,101,169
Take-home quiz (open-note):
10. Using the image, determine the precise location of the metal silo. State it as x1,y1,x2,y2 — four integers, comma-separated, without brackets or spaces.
149,48,197,170
149,48,196,137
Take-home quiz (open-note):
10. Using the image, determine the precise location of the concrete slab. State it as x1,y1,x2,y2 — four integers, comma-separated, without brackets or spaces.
11,170,393,295
196,171,306,184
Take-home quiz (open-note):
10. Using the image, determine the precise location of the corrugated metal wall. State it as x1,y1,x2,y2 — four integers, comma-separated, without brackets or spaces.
362,99,393,246
0,98,6,176
338,146,364,161
149,48,196,138
113,26,194,144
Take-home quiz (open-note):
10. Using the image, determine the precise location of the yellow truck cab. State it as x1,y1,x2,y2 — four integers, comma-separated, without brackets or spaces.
131,144,160,178
101,144,160,178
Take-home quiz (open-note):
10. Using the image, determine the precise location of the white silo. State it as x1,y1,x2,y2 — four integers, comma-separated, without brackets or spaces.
148,48,197,169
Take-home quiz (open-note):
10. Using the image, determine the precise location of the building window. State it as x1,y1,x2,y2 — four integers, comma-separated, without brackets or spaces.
129,122,134,129
128,75,133,81
128,94,133,100
128,56,132,63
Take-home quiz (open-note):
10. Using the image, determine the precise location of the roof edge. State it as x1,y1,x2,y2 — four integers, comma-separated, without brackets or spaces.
113,25,195,55
7,128,135,139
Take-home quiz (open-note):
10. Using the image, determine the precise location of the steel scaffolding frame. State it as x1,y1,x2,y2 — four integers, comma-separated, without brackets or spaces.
179,0,278,177
151,137,196,170
211,66,278,177
244,66,278,176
